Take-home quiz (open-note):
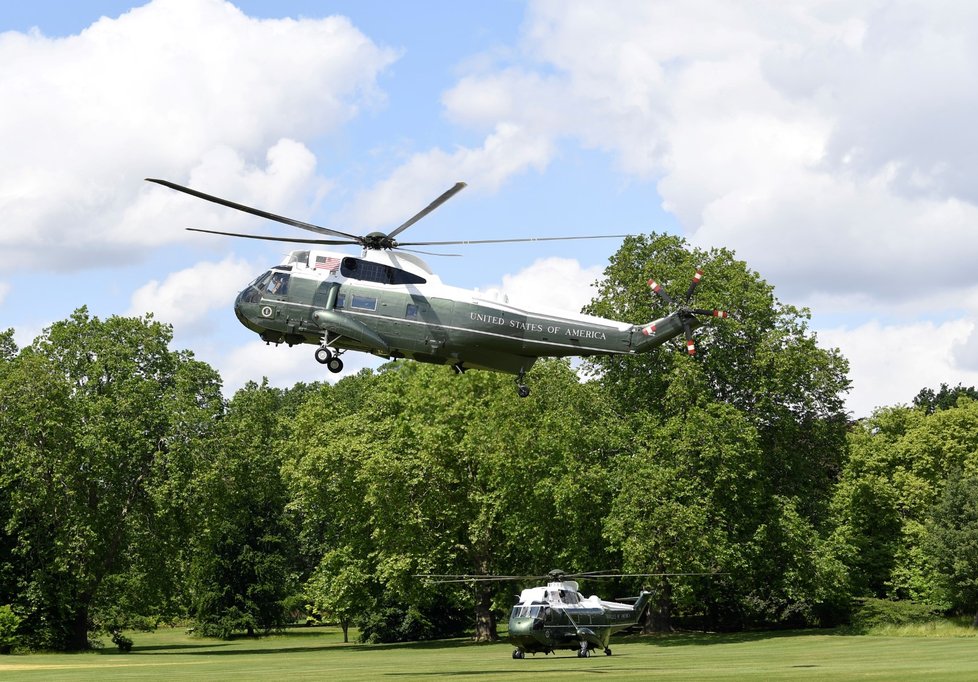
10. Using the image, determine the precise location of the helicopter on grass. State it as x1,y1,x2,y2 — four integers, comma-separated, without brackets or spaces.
147,179,730,396
419,569,711,658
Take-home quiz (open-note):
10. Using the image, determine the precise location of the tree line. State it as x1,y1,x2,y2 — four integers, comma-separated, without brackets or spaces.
2,234,978,651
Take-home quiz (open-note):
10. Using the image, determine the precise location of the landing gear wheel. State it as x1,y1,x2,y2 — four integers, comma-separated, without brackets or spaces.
314,347,332,364
578,642,590,658
512,649,524,659
326,357,344,373
604,648,612,656
517,384,530,398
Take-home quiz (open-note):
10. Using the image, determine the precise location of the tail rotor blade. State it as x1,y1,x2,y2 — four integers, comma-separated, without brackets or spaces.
648,279,676,306
692,308,731,320
682,318,696,356
684,268,704,302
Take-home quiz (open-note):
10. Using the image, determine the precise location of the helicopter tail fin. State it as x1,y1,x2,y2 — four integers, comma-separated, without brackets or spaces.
632,590,654,621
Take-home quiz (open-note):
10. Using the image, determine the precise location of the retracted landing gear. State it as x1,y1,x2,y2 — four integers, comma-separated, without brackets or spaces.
314,338,345,373
515,368,530,398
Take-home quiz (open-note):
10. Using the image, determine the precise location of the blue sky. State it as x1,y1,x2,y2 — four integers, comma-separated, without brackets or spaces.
3,0,978,417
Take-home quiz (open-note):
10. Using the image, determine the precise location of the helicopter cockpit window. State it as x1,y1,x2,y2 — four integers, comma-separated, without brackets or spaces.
512,606,541,618
341,257,426,285
267,272,290,296
242,271,273,303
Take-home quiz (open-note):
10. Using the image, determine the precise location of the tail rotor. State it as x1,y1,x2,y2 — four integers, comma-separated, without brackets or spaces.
646,268,731,356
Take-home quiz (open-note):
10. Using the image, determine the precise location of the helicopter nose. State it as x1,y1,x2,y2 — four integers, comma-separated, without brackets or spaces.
233,289,264,334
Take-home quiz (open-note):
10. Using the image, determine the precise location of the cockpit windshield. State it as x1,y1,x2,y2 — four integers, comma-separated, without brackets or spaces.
241,269,290,303
511,605,542,618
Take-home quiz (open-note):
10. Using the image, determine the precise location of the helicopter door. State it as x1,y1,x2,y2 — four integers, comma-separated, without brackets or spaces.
425,298,453,350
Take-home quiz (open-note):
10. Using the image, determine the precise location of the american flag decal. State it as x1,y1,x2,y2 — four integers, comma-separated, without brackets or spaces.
315,256,341,272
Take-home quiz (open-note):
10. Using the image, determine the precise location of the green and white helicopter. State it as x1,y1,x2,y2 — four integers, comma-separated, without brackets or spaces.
420,569,712,658
148,179,729,396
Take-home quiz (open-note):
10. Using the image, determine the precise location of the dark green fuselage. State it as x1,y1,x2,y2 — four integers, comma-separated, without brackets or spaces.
234,250,690,375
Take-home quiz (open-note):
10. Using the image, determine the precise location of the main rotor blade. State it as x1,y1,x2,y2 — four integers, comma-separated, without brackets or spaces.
386,182,467,241
147,178,361,242
570,572,727,578
414,574,539,584
186,227,359,246
397,233,633,247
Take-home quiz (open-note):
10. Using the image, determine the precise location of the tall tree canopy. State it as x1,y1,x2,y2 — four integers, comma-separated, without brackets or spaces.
284,360,628,642
586,234,852,628
0,308,223,649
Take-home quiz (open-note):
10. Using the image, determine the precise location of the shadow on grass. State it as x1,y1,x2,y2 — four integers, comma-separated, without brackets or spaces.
99,628,851,659
616,628,843,648
113,635,481,657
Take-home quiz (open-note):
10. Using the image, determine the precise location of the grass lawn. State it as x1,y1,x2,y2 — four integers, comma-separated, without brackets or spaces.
4,625,978,680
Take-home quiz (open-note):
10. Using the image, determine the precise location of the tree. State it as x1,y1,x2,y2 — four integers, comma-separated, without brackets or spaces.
584,234,850,518
926,471,978,627
0,328,16,362
285,360,627,642
0,308,222,649
587,234,852,628
189,380,295,638
913,383,978,414
833,399,978,606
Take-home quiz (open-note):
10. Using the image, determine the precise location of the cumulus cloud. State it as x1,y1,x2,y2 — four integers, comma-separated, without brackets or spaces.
127,255,257,334
485,256,604,314
340,123,554,230
0,0,397,271
215,339,381,396
436,1,978,310
820,318,978,416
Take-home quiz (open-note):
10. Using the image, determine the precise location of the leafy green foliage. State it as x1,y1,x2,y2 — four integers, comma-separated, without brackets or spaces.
588,234,851,629
925,471,978,626
832,400,978,607
189,381,295,639
0,308,223,649
0,605,21,654
914,383,978,414
851,598,940,629
6,248,978,648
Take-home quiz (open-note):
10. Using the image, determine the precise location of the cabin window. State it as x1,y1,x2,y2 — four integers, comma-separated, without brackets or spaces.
341,257,426,285
350,294,377,311
335,294,345,309
406,304,419,319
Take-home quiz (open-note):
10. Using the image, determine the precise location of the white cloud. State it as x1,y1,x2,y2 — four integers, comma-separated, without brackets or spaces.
820,318,978,417
341,123,554,230
127,255,257,334
485,256,604,314
409,1,978,415
215,339,382,396
435,1,978,310
0,0,397,271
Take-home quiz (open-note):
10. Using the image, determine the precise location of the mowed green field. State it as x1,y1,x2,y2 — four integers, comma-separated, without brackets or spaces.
3,626,978,681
